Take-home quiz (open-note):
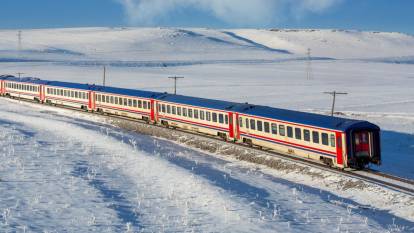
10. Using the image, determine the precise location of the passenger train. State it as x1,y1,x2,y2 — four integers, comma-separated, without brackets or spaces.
0,75,381,169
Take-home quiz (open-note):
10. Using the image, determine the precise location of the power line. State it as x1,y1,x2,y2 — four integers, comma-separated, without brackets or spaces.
323,91,348,116
168,76,184,95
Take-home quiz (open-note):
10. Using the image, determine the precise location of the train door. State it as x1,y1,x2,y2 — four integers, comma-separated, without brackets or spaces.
229,112,234,139
353,131,371,157
0,80,4,95
234,113,240,140
88,91,95,110
335,132,344,167
39,85,45,102
150,99,156,122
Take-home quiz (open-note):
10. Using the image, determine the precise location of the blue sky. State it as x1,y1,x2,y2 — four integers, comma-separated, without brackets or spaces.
0,0,413,35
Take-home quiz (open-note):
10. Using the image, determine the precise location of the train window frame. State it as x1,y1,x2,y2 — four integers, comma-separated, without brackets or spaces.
250,119,256,130
257,120,263,132
194,109,199,119
264,122,270,133
183,108,187,117
133,99,137,107
128,99,132,107
219,114,224,124
322,133,329,146
212,112,218,122
330,134,336,147
245,118,249,129
271,123,277,135
312,131,320,144
136,100,141,108
177,107,182,116
200,110,205,120
143,101,147,109
167,105,171,114
148,102,151,109
239,117,243,128
279,125,286,136
172,106,176,115
304,129,310,142
287,126,293,138
295,128,302,140
123,98,127,106
225,115,229,124
188,109,193,118
161,104,166,113
206,111,211,121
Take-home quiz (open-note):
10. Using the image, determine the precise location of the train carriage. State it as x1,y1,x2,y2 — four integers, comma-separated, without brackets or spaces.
44,81,92,110
154,94,237,140
93,86,162,122
1,76,45,102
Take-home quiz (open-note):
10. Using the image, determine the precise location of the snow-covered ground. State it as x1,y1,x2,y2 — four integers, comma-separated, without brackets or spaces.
1,99,413,232
1,27,414,231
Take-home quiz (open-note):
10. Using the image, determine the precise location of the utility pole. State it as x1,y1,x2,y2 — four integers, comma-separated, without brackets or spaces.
103,66,106,87
323,91,348,116
306,48,312,80
168,76,184,95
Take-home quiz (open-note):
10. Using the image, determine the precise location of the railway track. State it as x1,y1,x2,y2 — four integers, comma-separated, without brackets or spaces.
3,96,414,196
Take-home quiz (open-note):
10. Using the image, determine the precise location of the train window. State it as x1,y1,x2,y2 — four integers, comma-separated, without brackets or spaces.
304,130,310,142
138,100,142,108
128,99,132,107
245,118,249,129
64,90,67,96
172,106,176,115
264,122,270,133
287,126,293,138
211,113,217,122
322,133,329,146
219,114,224,124
133,99,137,107
113,97,117,105
279,125,286,136
106,95,110,103
161,104,166,113
257,120,263,132
330,134,336,147
206,111,211,121
200,111,205,120
177,107,182,116
312,131,319,143
54,89,57,95
194,109,199,119
250,119,256,130
75,92,79,99
148,102,151,109
167,105,171,114
142,101,146,108
295,128,302,140
225,115,229,124
188,109,193,118
239,117,243,128
183,108,187,117
271,123,277,134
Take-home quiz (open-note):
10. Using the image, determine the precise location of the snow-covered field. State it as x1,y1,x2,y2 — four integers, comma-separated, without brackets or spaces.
1,27,414,231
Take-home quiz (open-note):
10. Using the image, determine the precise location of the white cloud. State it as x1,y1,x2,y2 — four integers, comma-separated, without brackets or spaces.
116,0,343,26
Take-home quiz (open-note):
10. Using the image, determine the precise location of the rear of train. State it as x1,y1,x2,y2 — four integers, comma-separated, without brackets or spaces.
345,122,381,168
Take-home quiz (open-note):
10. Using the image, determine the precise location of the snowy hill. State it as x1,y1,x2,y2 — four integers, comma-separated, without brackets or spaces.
1,27,414,62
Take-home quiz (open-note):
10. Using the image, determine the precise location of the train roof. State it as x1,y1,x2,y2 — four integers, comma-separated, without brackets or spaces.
93,85,164,99
157,93,242,111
